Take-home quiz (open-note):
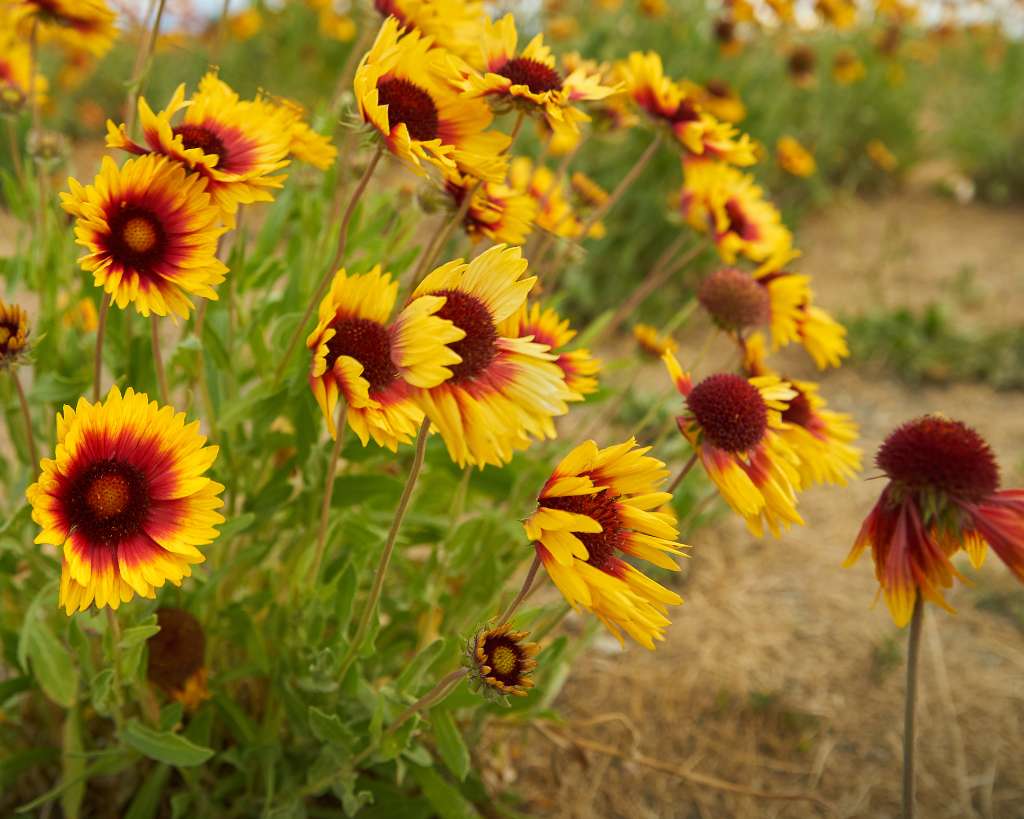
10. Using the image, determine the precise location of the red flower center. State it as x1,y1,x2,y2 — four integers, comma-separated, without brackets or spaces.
877,415,999,500
431,289,498,382
324,317,397,393
377,77,440,141
724,199,759,240
108,205,165,269
173,124,227,163
781,386,814,428
67,459,150,545
498,57,563,95
540,488,623,571
687,373,768,453
698,267,771,330
668,98,700,125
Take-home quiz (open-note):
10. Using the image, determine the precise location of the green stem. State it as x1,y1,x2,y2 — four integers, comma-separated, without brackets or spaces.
497,554,541,626
105,609,126,732
11,369,37,469
125,0,168,137
273,144,384,385
308,401,347,585
93,294,111,402
150,316,169,405
336,417,430,680
668,452,698,494
903,597,924,819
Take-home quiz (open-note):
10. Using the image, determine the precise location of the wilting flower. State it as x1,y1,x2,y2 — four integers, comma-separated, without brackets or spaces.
866,138,898,172
464,623,539,699
664,352,803,537
60,155,227,320
0,31,47,114
499,301,600,399
787,45,817,86
373,0,486,61
355,17,509,182
410,245,572,468
621,52,756,165
106,74,293,223
524,438,687,648
846,416,1024,625
832,48,866,84
463,14,617,139
11,0,117,57
27,387,224,614
147,608,211,711
680,159,794,265
698,267,771,333
776,136,816,177
443,169,538,246
0,300,30,370
743,333,860,488
633,323,677,359
307,266,464,449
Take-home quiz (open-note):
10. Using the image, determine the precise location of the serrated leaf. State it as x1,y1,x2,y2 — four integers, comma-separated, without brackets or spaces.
121,720,214,767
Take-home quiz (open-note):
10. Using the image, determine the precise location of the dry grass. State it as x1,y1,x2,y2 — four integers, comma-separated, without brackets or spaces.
483,190,1024,818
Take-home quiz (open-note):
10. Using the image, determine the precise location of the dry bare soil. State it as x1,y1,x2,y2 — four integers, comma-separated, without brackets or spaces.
496,192,1024,819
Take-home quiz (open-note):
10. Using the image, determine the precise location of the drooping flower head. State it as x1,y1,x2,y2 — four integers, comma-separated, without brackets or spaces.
846,416,1024,625
464,623,539,699
60,155,228,320
410,245,572,468
12,0,117,57
463,14,618,140
743,333,861,488
106,74,293,222
0,300,30,370
525,439,687,648
443,168,538,246
499,301,600,399
355,17,510,182
664,352,804,537
620,52,756,165
27,387,224,614
307,266,464,450
680,159,794,265
373,0,486,60
147,607,211,711
776,136,816,177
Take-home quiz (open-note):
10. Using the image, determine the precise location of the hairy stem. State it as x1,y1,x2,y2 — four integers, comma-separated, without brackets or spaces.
668,452,698,494
11,370,38,469
497,554,541,626
903,596,924,819
308,402,347,585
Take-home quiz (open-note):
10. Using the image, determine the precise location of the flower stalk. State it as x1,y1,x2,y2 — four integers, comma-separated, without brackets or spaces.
308,401,348,585
903,597,924,819
93,294,111,402
10,370,38,469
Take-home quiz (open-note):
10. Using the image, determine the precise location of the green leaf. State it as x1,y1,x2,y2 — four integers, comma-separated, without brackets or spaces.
409,765,482,819
121,720,214,767
124,764,170,819
431,708,471,782
21,606,78,708
307,706,356,749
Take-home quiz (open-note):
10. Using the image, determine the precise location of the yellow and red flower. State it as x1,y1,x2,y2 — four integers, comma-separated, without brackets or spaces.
664,352,804,537
620,52,756,165
11,0,117,57
463,14,618,139
679,78,746,124
633,323,677,359
499,301,600,399
307,266,464,450
355,17,510,182
410,245,572,468
847,416,1024,625
373,0,486,61
465,623,539,699
0,300,30,369
60,155,227,320
27,387,224,614
106,74,293,223
524,438,687,648
508,157,591,239
0,30,47,114
680,159,794,265
743,333,860,488
264,96,338,170
443,169,538,246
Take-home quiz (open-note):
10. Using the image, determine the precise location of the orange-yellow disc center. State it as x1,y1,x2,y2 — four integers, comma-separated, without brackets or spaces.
86,473,130,519
490,645,517,676
122,216,158,254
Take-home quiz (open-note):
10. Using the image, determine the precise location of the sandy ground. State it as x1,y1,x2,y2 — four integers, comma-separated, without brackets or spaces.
494,190,1024,819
